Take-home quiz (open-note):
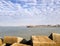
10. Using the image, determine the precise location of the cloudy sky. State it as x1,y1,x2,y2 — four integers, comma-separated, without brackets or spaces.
0,0,60,26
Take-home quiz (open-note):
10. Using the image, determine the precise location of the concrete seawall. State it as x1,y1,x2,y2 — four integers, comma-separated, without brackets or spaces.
0,33,60,46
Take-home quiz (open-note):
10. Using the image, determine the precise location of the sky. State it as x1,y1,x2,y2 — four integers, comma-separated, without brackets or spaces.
0,0,60,26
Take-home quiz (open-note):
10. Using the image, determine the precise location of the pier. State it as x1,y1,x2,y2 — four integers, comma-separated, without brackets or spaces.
0,33,60,46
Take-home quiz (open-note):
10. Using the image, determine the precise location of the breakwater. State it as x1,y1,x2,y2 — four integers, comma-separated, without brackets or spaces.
0,33,60,46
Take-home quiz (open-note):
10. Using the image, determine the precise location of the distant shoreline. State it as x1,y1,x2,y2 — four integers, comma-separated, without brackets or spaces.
27,25,60,28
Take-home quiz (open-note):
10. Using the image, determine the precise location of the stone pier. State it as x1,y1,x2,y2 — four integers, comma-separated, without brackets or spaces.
11,43,30,46
3,36,23,44
0,33,60,46
51,33,60,46
0,39,3,46
32,36,56,46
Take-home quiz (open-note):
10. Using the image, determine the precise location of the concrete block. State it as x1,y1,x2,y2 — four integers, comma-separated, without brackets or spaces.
11,43,30,46
51,33,60,46
52,33,60,42
0,39,3,46
3,36,23,44
32,36,56,46
1,43,6,46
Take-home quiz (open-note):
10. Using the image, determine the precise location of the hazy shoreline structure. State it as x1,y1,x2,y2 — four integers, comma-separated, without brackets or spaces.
27,24,60,28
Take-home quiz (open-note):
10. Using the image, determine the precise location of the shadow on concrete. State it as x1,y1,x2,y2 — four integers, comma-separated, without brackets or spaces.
48,33,53,40
5,43,11,46
20,38,32,46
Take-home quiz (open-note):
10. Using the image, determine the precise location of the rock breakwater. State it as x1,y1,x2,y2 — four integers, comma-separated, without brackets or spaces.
0,33,60,46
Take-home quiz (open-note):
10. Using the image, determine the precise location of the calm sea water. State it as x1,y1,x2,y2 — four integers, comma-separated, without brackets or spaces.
0,26,60,40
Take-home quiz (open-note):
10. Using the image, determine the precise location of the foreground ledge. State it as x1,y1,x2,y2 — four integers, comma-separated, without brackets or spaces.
32,36,56,46
0,39,3,46
11,43,30,46
50,33,60,46
3,36,23,44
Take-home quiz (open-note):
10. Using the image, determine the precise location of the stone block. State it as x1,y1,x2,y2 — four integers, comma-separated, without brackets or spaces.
11,43,30,46
51,33,60,46
32,36,56,46
1,43,6,46
0,39,3,46
3,36,23,44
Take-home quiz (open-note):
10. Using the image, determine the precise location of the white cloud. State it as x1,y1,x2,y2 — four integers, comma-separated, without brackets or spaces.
0,0,60,26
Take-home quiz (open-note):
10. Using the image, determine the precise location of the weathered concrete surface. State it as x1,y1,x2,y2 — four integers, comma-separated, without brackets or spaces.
11,43,30,46
3,36,23,44
0,39,6,46
32,36,56,46
1,43,6,46
51,33,60,46
0,39,3,46
52,33,60,42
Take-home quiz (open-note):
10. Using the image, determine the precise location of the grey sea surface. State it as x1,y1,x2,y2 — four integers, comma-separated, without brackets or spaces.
0,26,60,40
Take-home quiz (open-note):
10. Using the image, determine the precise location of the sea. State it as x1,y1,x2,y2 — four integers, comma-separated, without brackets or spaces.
0,26,60,40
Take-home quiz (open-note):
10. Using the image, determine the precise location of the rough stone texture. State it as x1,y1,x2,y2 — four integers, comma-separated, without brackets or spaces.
52,33,60,46
11,43,30,46
32,36,56,46
3,36,23,44
1,43,6,46
0,39,3,46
